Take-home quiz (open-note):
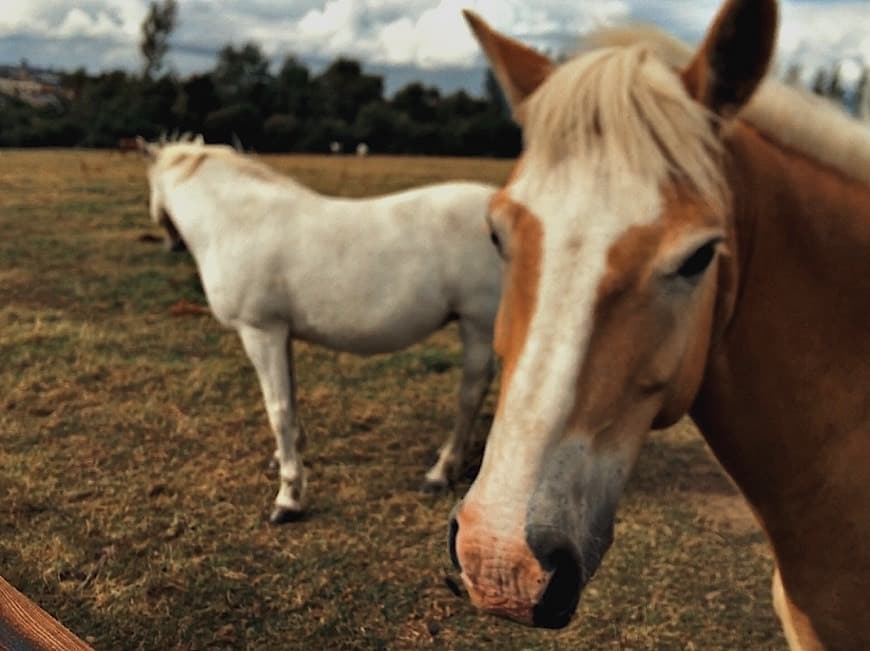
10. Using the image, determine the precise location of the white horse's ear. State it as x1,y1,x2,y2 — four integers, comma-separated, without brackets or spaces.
462,9,553,123
136,136,159,160
194,134,204,145
681,0,778,118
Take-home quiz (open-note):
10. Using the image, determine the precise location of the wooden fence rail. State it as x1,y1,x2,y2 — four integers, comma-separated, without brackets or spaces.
0,575,92,650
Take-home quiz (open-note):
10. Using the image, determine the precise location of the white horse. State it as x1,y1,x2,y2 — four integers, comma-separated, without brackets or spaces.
139,139,501,523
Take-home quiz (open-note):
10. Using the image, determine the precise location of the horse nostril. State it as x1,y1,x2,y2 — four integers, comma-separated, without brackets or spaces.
527,526,583,629
448,504,461,572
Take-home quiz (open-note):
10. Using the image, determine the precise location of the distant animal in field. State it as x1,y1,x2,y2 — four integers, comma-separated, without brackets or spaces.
118,137,140,154
329,141,343,154
140,138,501,524
356,143,369,157
450,1,870,648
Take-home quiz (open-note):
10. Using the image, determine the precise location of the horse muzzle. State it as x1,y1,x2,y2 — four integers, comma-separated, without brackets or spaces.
448,502,587,629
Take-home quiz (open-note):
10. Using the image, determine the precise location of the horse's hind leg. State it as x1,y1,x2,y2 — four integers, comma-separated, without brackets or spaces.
422,319,494,493
238,324,306,524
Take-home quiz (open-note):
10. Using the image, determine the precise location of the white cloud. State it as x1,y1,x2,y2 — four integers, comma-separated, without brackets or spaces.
0,1,142,39
2,0,870,91
271,0,633,69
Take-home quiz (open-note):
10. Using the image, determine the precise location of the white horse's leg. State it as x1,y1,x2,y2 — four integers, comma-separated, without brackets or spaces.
238,324,306,524
423,319,494,492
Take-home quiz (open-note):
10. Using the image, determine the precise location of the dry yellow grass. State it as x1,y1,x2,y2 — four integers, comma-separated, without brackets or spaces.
0,150,784,650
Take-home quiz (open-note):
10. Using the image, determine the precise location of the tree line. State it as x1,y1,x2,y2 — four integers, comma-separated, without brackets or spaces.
0,45,519,157
1,0,520,156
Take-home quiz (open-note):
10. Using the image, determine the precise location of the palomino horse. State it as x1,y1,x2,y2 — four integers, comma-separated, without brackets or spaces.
139,139,501,523
449,1,870,648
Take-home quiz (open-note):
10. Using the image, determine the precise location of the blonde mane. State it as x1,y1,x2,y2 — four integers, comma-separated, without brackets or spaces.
580,26,870,190
152,142,303,188
523,42,729,214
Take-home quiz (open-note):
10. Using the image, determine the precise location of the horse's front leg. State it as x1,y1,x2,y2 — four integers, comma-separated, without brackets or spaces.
238,324,307,524
423,320,494,493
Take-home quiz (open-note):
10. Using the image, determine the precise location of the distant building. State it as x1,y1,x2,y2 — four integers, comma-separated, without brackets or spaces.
0,61,73,108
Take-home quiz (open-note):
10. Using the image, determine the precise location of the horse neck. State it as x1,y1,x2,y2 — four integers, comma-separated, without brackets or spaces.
162,163,313,255
692,122,870,569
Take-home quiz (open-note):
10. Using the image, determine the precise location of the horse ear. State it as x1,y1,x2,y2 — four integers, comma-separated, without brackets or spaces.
681,0,778,118
136,136,158,161
462,9,553,122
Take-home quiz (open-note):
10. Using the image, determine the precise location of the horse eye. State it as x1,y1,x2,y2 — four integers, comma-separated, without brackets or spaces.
676,241,717,280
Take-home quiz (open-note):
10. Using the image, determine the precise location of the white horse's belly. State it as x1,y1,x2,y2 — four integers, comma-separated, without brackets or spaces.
289,286,451,354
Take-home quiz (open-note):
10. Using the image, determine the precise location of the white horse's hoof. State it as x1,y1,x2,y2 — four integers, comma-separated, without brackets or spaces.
269,506,305,525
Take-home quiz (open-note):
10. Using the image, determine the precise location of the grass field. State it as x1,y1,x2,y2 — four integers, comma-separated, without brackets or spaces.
0,150,784,650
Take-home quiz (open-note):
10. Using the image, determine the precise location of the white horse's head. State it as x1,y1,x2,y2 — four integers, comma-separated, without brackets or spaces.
138,133,204,252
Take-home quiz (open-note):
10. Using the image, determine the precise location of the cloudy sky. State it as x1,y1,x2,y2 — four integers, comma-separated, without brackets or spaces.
2,1,870,95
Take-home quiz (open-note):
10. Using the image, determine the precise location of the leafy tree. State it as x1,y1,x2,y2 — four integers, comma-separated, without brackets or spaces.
353,101,414,153
268,56,311,118
296,117,351,153
437,90,488,122
203,102,263,147
262,114,301,152
392,82,440,123
173,73,221,129
60,67,89,101
140,0,178,79
212,43,272,106
313,58,382,124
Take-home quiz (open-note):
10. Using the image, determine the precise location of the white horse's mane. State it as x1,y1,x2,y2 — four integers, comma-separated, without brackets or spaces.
147,139,312,192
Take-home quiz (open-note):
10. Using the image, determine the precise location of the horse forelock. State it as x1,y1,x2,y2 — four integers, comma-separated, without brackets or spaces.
523,43,729,217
